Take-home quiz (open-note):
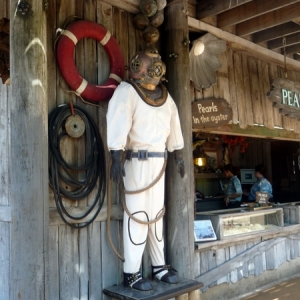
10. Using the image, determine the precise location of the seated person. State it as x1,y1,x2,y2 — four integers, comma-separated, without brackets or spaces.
224,164,242,208
248,164,273,202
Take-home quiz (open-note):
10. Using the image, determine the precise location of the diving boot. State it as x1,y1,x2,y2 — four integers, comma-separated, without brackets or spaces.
152,265,179,284
123,272,153,291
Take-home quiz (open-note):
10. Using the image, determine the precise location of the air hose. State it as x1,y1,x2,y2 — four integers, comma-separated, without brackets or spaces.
49,103,106,228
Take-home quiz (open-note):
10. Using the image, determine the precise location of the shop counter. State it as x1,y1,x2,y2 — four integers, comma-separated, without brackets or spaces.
195,207,283,240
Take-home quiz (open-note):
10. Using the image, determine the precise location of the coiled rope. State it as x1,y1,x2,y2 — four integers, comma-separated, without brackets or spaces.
49,103,106,228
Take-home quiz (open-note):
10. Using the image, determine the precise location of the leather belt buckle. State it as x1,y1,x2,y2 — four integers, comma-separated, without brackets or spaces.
138,150,148,160
126,150,132,161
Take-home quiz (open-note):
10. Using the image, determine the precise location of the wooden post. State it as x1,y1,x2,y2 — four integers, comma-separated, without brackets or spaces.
164,0,195,279
10,0,49,299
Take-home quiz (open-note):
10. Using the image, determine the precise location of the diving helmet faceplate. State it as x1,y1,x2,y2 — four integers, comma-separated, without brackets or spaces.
129,48,166,86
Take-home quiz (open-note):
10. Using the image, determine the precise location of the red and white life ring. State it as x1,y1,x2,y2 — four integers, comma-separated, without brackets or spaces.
57,20,125,102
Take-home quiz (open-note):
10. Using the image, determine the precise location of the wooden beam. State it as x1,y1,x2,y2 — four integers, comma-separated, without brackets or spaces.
196,0,251,20
101,0,139,14
10,0,49,299
165,0,195,280
283,42,300,55
218,0,300,29
253,22,300,43
236,2,300,37
188,17,300,72
192,123,300,141
49,204,123,226
268,32,300,50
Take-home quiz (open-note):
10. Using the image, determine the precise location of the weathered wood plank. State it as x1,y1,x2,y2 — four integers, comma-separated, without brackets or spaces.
247,241,255,276
235,243,246,280
227,48,238,124
0,85,10,207
216,248,227,284
241,53,254,127
9,0,49,298
257,60,274,129
229,245,238,283
200,250,209,275
236,3,300,37
101,221,122,300
79,227,89,299
268,63,283,128
216,51,230,106
233,51,247,128
188,17,300,72
59,226,80,299
277,239,287,267
247,57,264,125
196,237,286,288
88,221,103,299
49,226,59,300
0,222,9,300
194,252,201,278
208,250,217,287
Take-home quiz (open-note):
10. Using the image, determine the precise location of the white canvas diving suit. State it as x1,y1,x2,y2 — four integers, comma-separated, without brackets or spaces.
107,81,184,274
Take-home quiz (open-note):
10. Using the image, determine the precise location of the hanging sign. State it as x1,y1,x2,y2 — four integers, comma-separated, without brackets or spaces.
192,98,232,129
267,77,300,119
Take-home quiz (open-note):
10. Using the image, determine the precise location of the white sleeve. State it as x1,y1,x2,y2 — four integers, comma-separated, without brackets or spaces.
166,97,184,152
106,83,132,151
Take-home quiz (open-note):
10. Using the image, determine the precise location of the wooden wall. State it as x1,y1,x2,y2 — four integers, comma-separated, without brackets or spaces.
46,1,145,299
192,47,300,135
195,230,300,299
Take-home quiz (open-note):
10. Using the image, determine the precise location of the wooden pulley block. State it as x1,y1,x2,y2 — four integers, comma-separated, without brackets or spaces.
156,0,167,11
140,0,158,17
133,14,149,30
142,26,160,44
150,9,164,27
65,114,85,138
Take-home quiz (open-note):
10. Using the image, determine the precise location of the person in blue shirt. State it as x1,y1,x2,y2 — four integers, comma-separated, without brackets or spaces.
224,164,242,208
248,164,273,201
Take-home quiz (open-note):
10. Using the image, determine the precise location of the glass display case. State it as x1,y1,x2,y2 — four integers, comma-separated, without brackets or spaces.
195,207,283,240
280,202,300,225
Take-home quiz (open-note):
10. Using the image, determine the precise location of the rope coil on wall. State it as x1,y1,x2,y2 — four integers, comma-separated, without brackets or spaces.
49,104,106,228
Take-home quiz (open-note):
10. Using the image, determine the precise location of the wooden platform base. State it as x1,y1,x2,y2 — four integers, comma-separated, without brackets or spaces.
103,277,203,300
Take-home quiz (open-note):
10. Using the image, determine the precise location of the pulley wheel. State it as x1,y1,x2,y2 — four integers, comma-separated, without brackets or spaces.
65,114,85,138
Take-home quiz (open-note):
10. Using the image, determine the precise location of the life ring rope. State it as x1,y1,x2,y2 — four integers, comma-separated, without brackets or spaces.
57,19,125,102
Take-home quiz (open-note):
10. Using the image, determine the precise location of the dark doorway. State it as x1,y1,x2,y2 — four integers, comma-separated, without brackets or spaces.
271,141,300,202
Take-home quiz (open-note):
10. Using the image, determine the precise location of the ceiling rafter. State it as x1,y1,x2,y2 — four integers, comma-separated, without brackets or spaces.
217,0,300,29
253,22,300,43
196,0,251,20
268,32,300,50
236,2,300,37
282,43,300,55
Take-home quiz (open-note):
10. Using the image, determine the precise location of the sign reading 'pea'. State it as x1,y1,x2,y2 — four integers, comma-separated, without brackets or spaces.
267,77,300,119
